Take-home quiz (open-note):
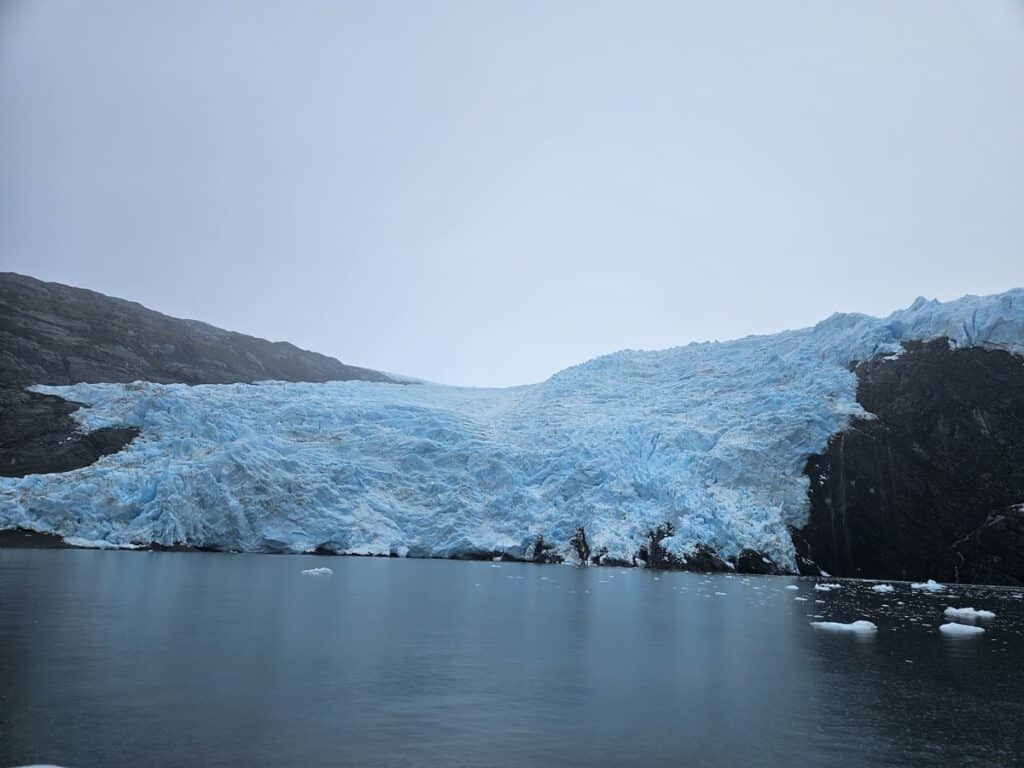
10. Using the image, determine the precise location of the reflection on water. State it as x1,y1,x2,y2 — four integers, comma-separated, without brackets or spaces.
0,550,1021,767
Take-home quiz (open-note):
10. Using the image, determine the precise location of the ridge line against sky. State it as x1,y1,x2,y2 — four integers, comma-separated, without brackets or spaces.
2,1,1022,386
8,270,1022,390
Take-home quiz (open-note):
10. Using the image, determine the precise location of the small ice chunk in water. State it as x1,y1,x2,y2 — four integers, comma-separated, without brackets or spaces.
815,583,841,592
871,584,895,593
943,607,995,621
811,620,877,633
911,579,944,592
301,567,333,576
939,622,984,636
785,585,799,590
794,597,808,601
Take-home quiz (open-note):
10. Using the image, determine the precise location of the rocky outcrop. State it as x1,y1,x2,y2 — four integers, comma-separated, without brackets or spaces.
569,527,592,565
950,505,1024,585
634,524,731,572
0,386,138,477
797,339,1024,585
0,272,395,478
530,536,564,564
731,549,785,575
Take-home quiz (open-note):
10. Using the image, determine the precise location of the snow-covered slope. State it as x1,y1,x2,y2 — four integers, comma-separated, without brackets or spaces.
3,291,1023,567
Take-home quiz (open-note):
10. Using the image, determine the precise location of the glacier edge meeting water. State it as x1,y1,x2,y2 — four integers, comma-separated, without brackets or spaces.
3,290,1024,566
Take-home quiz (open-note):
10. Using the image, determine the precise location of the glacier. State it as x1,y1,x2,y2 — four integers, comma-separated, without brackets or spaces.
2,290,1023,568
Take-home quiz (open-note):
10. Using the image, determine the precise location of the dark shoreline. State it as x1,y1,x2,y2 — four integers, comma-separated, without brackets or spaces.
0,527,70,548
0,525,755,571
4,527,1023,590
0,526,790,576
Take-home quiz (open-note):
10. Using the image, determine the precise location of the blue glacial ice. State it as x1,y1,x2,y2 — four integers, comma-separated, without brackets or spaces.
2,290,1023,567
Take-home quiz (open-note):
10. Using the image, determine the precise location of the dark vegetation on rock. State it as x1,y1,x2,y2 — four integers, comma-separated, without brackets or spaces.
795,339,1024,585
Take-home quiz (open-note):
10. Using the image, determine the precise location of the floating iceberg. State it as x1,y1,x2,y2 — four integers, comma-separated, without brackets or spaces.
911,579,945,592
301,567,333,577
871,584,895,593
815,583,842,592
939,622,985,636
811,620,877,633
785,584,800,590
2,290,1023,566
943,607,995,621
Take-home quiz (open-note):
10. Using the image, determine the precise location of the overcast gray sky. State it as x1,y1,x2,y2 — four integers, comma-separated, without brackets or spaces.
2,2,1022,386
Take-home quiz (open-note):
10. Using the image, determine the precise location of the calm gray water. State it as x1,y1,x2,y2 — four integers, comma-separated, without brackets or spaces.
0,550,1022,767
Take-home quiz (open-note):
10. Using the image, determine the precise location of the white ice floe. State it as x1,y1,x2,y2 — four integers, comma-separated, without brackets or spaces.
300,567,333,576
943,607,995,621
815,583,842,592
871,584,895,593
911,579,944,592
939,622,985,636
811,620,878,633
785,585,800,590
3,289,1024,564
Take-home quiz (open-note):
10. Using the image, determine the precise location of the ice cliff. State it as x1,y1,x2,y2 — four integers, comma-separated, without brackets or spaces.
2,290,1023,568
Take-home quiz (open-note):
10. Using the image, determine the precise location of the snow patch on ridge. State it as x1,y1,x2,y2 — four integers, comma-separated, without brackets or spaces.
2,290,1023,565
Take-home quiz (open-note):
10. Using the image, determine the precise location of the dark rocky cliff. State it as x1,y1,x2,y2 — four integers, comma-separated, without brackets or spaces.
795,339,1024,585
0,273,393,477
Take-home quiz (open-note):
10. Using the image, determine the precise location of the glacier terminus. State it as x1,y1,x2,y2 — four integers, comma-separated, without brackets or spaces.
3,290,1023,571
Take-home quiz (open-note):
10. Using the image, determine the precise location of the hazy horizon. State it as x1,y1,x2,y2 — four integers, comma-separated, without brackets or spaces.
3,1,1023,386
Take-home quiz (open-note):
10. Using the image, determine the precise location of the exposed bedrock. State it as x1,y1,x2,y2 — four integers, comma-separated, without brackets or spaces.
796,339,1024,585
731,548,785,576
0,386,139,478
634,524,731,572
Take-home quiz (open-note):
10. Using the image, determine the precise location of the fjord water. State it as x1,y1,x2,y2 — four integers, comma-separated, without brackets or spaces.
1,551,1021,767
